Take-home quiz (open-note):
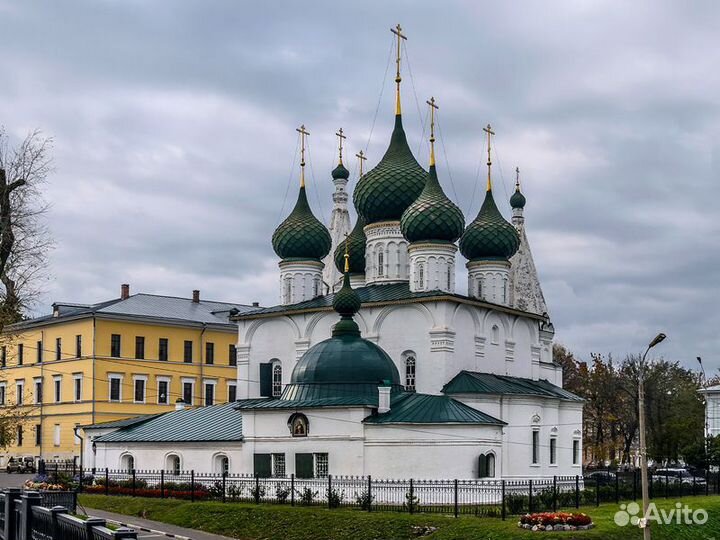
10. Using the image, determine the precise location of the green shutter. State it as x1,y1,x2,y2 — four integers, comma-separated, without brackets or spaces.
479,454,488,478
259,363,272,397
295,453,313,479
254,454,272,478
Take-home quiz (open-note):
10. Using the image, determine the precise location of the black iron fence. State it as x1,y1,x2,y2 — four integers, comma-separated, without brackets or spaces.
0,489,136,540
76,467,720,520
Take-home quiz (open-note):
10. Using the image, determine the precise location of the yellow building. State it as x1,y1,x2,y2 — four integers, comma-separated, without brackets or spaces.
0,284,255,465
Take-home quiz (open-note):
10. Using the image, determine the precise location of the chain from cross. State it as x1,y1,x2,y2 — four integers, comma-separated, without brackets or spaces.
336,128,346,165
356,150,367,176
296,124,310,186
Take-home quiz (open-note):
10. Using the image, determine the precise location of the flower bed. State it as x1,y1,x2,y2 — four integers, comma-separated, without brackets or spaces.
24,475,68,491
518,512,593,532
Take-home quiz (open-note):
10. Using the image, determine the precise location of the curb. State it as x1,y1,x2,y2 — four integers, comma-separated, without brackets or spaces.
104,518,194,540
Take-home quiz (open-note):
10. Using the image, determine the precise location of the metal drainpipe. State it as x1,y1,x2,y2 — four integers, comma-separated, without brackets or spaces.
39,329,44,460
91,315,96,424
199,323,207,406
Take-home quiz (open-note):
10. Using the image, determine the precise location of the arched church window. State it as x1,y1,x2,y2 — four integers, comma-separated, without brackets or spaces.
283,278,292,303
477,278,483,299
120,454,134,473
405,355,416,392
314,276,321,297
166,454,181,475
214,454,229,474
288,413,309,437
378,251,384,277
272,362,283,398
417,264,424,290
479,453,495,478
447,267,452,290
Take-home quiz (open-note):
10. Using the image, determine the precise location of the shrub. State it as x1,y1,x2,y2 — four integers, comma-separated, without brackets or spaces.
504,493,528,515
299,487,318,506
275,483,290,504
227,484,243,500
249,483,266,503
403,490,420,513
327,487,344,509
355,490,374,511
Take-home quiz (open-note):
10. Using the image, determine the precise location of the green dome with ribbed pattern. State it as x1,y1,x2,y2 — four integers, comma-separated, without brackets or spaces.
400,165,465,243
510,186,526,209
334,216,366,274
272,186,332,261
353,115,426,223
332,162,350,180
459,189,520,261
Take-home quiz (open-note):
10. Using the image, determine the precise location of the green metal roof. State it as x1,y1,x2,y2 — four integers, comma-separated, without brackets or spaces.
510,186,526,209
235,282,546,321
234,396,376,410
333,216,366,274
364,393,505,425
81,414,161,430
272,185,331,261
442,371,583,402
93,402,243,443
459,189,520,261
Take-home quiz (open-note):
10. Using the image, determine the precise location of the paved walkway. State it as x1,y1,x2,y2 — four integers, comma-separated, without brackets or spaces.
82,506,238,540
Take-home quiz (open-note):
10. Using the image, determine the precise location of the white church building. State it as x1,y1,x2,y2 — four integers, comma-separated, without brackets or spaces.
83,31,583,481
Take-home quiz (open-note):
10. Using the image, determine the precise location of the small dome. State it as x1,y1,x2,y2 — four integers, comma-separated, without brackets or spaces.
332,163,350,180
459,189,520,261
282,272,401,402
333,216,366,274
272,186,331,261
400,165,465,243
353,115,426,224
510,186,526,209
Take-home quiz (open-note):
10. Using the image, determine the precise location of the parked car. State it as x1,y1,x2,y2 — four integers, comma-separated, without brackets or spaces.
585,470,617,485
6,456,36,474
652,468,706,485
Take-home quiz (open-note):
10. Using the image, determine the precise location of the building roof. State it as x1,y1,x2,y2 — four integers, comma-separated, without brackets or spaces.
235,282,546,321
459,188,520,262
92,402,243,443
81,414,161,430
442,371,583,402
12,293,258,331
364,393,506,425
699,384,720,394
272,185,331,261
234,396,375,410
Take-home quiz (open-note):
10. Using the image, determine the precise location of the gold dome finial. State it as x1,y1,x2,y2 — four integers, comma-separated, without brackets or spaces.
391,24,407,116
296,124,310,187
426,96,439,166
356,149,367,177
483,123,495,192
343,232,350,273
335,128,346,166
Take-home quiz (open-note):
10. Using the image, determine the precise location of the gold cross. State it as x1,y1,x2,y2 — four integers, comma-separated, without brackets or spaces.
483,124,495,191
356,150,367,177
296,124,310,187
336,128,347,165
391,24,407,114
515,166,520,189
426,96,439,166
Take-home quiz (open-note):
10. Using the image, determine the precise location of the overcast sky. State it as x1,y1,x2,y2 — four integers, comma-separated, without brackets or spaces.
1,1,718,372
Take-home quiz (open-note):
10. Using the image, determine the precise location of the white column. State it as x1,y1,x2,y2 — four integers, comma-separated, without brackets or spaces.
467,260,511,306
279,260,325,305
364,221,409,285
408,242,457,293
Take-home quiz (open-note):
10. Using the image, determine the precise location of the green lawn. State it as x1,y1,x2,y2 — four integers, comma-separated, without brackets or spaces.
78,494,720,540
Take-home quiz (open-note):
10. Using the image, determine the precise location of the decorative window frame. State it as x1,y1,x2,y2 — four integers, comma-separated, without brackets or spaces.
132,375,148,404
157,376,171,405
271,361,283,398
108,373,124,403
165,453,182,475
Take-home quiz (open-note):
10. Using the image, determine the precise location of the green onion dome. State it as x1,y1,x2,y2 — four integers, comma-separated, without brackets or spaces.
332,162,350,180
459,189,520,261
281,272,402,402
353,115,427,223
272,186,331,261
400,165,465,243
510,186,526,209
333,216,366,274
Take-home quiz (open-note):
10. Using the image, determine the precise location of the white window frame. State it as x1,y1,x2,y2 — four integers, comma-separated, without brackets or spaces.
227,381,237,403
572,439,581,466
0,383,6,406
531,429,540,465
203,379,217,406
157,376,171,405
549,436,557,466
181,377,195,406
53,424,61,446
133,375,148,404
15,380,24,405
108,374,123,403
271,362,282,398
33,377,43,404
417,263,424,290
272,453,286,477
404,354,416,392
166,453,182,475
73,374,83,402
53,375,62,403
313,453,329,478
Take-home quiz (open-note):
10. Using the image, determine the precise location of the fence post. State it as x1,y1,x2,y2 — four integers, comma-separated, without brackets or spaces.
132,469,136,497
595,477,599,507
290,474,295,506
575,475,580,509
20,491,43,540
409,478,414,514
160,470,164,499
367,475,372,512
615,471,619,504
84,517,106,538
72,460,77,478
453,479,458,518
528,479,533,513
50,505,68,540
191,470,196,503
553,476,557,512
328,475,333,509
501,480,506,520
706,470,709,496
633,469,637,501
665,470,669,498
4,488,21,540
254,473,259,504
105,468,110,496
222,471,227,503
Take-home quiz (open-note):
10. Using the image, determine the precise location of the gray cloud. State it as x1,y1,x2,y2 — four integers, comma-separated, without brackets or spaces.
0,0,718,372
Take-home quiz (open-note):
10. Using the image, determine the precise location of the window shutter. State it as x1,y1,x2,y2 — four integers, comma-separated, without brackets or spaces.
253,454,272,478
479,454,488,478
259,363,273,397
295,453,314,479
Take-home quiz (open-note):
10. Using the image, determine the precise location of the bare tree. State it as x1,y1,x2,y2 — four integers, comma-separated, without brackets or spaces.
0,127,54,323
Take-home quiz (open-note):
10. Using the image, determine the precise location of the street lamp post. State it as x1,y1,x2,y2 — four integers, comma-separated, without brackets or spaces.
697,357,709,470
638,332,666,540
